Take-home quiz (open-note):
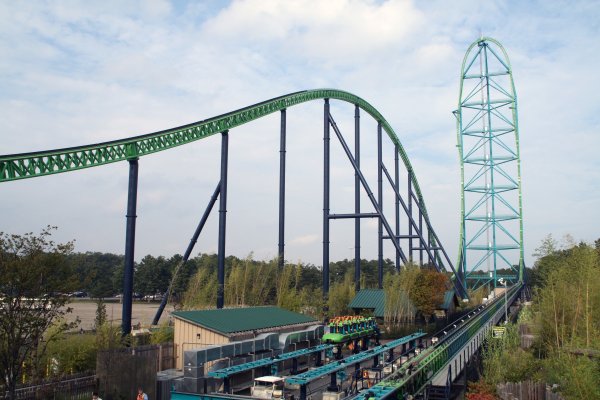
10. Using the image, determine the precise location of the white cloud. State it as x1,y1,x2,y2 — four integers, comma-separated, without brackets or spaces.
289,234,319,246
0,0,599,272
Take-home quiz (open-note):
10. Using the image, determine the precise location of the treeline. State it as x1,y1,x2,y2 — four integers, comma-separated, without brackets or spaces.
181,256,396,316
65,251,396,300
67,250,452,320
472,236,600,400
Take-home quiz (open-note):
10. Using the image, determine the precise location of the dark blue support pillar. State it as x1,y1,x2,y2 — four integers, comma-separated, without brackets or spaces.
152,182,221,325
328,114,408,265
300,385,307,400
217,131,229,309
377,122,383,289
278,109,286,269
328,373,337,391
419,207,423,265
354,105,361,291
323,99,330,304
122,158,138,337
428,231,432,265
408,170,413,262
394,146,400,271
291,358,298,375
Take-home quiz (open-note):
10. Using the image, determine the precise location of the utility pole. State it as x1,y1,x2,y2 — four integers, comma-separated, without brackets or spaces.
499,278,507,323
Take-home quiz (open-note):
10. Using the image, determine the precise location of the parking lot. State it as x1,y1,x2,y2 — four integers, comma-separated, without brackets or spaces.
64,299,174,330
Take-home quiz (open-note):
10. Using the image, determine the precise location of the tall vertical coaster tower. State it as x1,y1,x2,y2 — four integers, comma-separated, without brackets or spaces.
456,37,524,291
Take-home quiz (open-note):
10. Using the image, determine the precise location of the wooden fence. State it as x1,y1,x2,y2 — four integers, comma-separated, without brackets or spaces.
497,381,564,400
2,372,97,400
97,343,174,400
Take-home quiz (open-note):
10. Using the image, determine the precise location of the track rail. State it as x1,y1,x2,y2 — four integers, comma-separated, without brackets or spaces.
0,89,423,198
355,283,521,399
1,88,455,274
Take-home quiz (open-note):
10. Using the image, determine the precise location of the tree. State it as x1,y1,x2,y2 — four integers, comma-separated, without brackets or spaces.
384,264,420,325
134,255,172,296
411,268,448,322
328,272,355,316
68,252,123,298
0,227,77,397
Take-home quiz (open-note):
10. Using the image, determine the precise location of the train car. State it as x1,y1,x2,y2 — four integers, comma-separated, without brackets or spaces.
322,316,379,344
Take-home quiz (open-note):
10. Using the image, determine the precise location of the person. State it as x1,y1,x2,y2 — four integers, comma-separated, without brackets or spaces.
92,392,102,400
136,387,148,400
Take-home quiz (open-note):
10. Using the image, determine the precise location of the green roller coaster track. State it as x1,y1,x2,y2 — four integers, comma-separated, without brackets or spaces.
456,38,525,291
356,282,522,400
0,90,416,187
0,88,449,270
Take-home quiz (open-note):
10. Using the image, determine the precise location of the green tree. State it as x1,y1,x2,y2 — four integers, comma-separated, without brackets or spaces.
134,255,172,296
481,323,541,385
384,264,420,325
328,273,355,316
0,227,78,397
94,300,107,330
68,252,123,298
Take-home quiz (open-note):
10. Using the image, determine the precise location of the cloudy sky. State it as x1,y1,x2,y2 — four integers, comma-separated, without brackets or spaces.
1,0,598,271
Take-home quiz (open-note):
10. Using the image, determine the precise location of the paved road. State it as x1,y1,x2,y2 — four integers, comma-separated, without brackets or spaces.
64,300,174,330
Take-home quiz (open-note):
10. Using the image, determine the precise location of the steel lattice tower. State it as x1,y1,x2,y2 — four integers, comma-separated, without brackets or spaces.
455,37,524,292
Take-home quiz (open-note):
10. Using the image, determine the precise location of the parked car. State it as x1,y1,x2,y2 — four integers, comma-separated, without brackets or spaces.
143,293,163,301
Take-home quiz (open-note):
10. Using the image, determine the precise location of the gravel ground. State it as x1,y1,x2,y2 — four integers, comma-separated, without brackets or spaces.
64,300,174,330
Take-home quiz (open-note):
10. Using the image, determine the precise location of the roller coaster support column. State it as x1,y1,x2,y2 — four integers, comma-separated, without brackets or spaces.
419,204,423,265
278,109,286,269
152,181,221,325
323,99,330,303
408,170,413,262
329,114,408,266
377,122,383,289
328,372,337,391
354,105,361,292
217,131,229,309
394,146,400,271
300,384,307,400
373,354,380,368
122,157,138,337
381,165,467,297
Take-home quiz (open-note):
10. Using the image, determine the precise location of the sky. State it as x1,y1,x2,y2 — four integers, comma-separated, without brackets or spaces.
1,0,599,271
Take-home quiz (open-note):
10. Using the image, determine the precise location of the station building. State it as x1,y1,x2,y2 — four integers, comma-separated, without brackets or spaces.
172,306,318,369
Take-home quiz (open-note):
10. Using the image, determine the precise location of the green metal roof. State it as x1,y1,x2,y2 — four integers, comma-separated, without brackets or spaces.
172,306,316,335
349,289,385,317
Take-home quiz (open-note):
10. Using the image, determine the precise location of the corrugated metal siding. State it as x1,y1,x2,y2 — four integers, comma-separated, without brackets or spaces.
172,306,316,335
174,318,229,369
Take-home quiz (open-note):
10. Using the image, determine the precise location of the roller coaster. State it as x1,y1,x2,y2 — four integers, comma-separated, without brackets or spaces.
2,36,526,400
169,283,522,400
0,88,468,335
322,317,379,345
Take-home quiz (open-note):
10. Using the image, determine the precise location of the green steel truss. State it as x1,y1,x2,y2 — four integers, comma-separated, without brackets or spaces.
0,88,446,268
456,38,524,291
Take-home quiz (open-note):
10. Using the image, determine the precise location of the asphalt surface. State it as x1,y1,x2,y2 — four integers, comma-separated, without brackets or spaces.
63,299,174,330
